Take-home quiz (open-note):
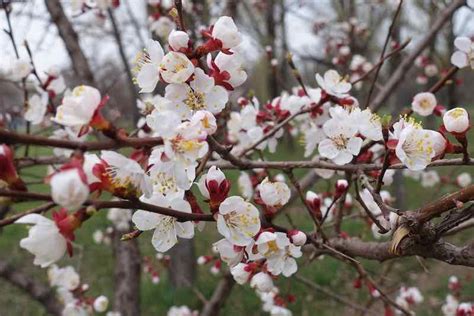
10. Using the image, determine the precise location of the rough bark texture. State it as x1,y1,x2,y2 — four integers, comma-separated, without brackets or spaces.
331,237,474,267
200,273,235,316
168,238,196,288
113,232,141,316
0,260,62,315
44,0,95,85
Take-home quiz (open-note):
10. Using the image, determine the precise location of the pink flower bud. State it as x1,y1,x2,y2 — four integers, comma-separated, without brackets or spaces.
335,179,348,198
288,230,307,246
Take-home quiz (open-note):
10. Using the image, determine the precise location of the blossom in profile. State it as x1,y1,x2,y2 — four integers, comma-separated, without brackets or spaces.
24,93,48,125
207,51,247,90
15,214,68,267
92,151,153,199
197,166,230,212
315,70,351,98
52,85,109,136
211,16,242,50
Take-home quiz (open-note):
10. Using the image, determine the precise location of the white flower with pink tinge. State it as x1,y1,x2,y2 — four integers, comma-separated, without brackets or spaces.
216,196,261,246
15,214,67,268
315,70,351,98
395,124,445,171
132,194,195,252
211,16,242,50
208,51,247,90
411,92,437,117
451,37,474,69
100,150,153,198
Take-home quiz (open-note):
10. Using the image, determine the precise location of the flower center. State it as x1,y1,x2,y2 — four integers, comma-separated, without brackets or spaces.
184,90,205,111
448,108,465,119
332,135,348,150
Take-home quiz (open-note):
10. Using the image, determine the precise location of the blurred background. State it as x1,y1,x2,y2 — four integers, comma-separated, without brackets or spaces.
0,0,473,315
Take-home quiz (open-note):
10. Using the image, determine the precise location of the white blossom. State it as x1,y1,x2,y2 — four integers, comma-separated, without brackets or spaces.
50,168,89,210
258,177,291,207
132,194,194,252
412,92,437,117
315,70,351,98
216,196,261,246
15,214,67,267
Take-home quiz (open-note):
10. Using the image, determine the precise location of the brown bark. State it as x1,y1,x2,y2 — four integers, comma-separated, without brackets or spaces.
330,237,474,267
0,260,62,315
44,0,95,85
112,231,141,316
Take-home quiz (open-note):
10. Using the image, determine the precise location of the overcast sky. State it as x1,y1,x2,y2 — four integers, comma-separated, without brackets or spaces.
1,1,473,78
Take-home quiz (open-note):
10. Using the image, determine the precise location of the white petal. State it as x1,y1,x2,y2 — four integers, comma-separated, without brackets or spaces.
451,51,468,68
454,37,472,53
137,64,159,93
131,210,160,231
318,139,339,159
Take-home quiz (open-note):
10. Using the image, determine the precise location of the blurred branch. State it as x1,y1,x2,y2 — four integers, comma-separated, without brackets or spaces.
44,0,95,85
364,0,403,108
0,260,62,315
107,7,140,123
200,273,235,316
294,275,376,315
370,0,465,111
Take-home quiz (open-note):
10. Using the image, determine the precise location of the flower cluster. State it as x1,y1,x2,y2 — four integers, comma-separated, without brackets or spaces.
47,264,112,315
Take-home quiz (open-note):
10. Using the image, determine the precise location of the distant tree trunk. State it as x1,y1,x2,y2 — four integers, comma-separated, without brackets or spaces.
44,0,95,86
113,231,141,316
168,238,196,287
266,0,278,98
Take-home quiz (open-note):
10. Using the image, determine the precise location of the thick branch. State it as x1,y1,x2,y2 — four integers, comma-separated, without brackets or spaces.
0,189,214,223
1,129,163,151
331,237,474,267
